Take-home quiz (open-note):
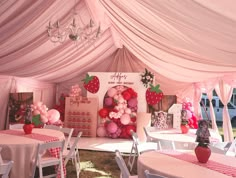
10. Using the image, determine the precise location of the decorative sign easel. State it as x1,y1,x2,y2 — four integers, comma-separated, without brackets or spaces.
87,72,149,124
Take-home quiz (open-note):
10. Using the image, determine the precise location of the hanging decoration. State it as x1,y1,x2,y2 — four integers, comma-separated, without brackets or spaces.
82,74,100,94
141,68,154,88
145,84,163,105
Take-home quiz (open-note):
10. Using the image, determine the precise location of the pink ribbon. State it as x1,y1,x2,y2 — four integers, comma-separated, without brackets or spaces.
162,151,236,177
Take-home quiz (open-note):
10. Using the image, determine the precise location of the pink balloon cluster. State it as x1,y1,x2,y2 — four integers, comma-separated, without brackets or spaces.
97,85,138,139
69,84,81,97
31,101,61,124
182,98,198,129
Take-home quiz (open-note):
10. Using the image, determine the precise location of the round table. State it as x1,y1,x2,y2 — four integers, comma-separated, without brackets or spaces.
0,128,65,178
148,128,222,143
138,150,236,178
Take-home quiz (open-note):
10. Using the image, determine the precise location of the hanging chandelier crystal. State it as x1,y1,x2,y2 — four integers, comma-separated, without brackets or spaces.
46,4,101,46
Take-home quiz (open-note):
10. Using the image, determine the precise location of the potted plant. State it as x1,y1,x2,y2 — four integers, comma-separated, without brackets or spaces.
23,105,34,134
195,120,211,163
180,110,189,134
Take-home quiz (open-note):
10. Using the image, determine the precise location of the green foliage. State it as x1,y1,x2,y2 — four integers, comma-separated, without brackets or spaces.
32,114,42,126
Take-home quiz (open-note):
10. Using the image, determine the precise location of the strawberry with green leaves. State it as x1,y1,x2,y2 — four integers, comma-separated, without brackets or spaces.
82,74,100,93
146,84,163,105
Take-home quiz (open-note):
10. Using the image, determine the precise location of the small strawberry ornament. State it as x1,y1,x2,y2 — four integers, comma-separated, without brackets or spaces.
146,84,163,105
82,74,100,93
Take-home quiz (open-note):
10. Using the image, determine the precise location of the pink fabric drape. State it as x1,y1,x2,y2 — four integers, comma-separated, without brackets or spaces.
215,80,234,141
207,92,218,132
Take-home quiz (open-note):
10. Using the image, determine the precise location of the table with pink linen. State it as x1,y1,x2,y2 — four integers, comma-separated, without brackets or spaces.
138,150,236,178
0,128,65,178
148,128,222,143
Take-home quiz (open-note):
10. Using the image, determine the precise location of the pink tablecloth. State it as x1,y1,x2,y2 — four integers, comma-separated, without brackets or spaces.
138,150,236,178
0,128,65,178
148,128,222,143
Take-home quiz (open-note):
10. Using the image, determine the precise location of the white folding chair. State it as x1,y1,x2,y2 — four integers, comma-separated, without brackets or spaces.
9,123,24,129
209,141,231,155
115,149,138,178
173,141,197,150
34,140,65,178
43,124,61,130
0,147,14,178
143,126,153,142
156,137,176,151
225,138,236,156
143,126,168,142
128,130,158,172
63,131,82,178
60,127,74,150
144,170,168,178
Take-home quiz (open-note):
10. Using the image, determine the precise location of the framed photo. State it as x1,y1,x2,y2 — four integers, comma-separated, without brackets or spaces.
151,111,173,129
8,92,33,124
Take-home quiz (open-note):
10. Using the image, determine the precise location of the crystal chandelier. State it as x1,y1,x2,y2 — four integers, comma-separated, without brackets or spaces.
46,3,101,46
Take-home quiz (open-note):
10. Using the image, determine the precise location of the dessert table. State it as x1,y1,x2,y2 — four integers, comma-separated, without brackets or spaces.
148,128,222,143
138,150,236,178
0,128,65,178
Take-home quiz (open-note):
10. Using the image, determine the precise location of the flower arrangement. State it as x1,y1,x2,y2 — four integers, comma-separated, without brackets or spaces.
195,120,210,147
141,68,154,88
180,110,189,125
97,85,138,139
195,120,211,163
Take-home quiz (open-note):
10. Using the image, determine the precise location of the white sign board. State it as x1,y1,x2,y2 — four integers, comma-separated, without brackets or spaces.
87,72,148,113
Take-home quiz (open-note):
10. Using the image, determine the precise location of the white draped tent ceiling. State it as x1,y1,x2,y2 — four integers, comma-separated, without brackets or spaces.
0,0,236,140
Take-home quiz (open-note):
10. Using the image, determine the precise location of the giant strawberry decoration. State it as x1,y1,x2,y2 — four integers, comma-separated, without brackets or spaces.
146,84,163,105
82,74,100,93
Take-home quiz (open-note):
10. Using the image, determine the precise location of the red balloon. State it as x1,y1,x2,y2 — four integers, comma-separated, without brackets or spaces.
122,91,131,101
98,108,109,118
125,125,136,136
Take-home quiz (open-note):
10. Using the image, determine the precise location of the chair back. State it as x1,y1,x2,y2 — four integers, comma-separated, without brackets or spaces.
144,170,168,178
225,137,236,156
9,124,24,129
143,127,152,142
43,124,61,130
64,131,82,166
156,137,175,150
174,141,197,150
115,150,131,178
130,130,140,146
0,147,14,178
35,140,65,178
60,127,74,150
0,161,14,178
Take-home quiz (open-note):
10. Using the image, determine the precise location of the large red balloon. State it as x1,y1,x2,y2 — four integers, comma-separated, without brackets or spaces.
98,108,109,118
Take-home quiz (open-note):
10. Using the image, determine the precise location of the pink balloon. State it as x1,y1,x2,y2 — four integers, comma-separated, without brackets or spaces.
186,110,192,119
106,122,118,133
128,98,138,107
47,109,60,123
107,88,117,97
120,114,131,125
97,126,107,137
104,97,113,106
40,114,48,123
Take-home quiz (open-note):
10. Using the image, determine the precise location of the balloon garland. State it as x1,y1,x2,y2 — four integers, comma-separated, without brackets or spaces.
97,85,138,139
31,101,62,127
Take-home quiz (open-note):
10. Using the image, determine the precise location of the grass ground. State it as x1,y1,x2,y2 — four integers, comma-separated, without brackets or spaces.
66,150,137,178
